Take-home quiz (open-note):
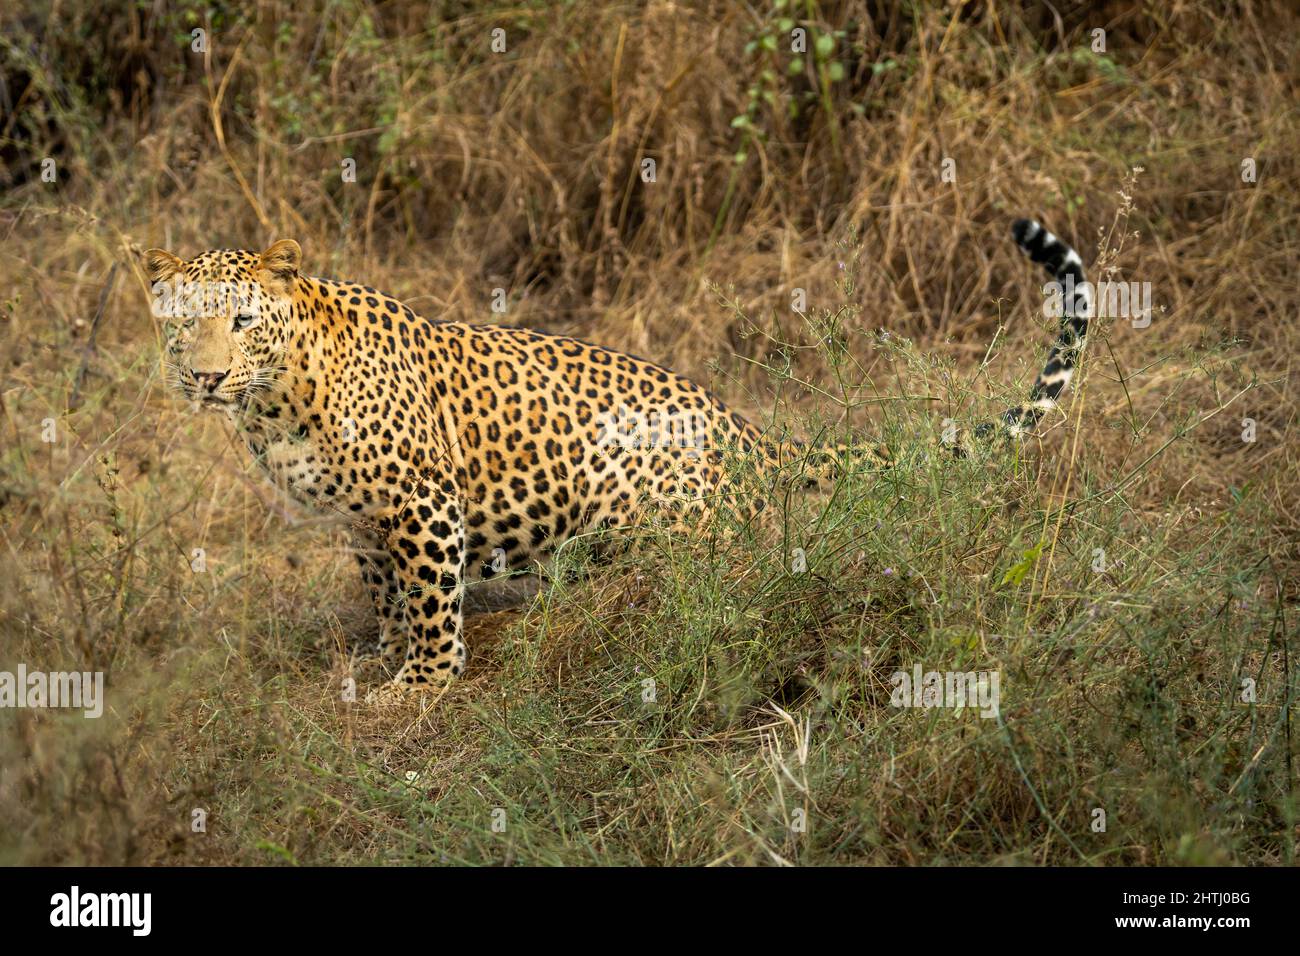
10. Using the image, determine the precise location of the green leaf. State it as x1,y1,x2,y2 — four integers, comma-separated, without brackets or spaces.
999,542,1045,589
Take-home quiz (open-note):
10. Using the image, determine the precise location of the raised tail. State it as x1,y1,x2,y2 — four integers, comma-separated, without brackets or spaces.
778,218,1092,477
999,218,1092,434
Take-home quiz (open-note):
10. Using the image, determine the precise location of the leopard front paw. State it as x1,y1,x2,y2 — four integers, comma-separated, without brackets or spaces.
364,678,418,706
363,665,453,705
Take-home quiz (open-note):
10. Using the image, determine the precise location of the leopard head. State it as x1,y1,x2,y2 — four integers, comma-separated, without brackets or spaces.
144,240,301,411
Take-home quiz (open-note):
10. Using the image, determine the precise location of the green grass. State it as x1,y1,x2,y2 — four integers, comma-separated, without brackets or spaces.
2,289,1291,866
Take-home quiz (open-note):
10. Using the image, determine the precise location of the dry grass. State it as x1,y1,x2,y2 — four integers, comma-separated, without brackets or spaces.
0,0,1296,865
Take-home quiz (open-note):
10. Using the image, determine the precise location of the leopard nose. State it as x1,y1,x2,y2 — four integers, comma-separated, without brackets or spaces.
192,369,229,392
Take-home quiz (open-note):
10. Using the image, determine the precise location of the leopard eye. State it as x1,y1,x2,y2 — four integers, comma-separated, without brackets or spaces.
233,313,258,331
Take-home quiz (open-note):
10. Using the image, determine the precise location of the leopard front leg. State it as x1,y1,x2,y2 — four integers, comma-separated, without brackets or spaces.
351,528,405,664
366,485,467,702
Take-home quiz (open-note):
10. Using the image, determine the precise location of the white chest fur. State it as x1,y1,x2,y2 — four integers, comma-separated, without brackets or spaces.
255,431,326,502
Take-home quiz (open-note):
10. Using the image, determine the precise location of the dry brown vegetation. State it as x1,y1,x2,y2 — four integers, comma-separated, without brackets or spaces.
0,0,1296,865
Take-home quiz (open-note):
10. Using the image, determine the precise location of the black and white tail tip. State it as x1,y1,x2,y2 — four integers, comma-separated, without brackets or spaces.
1003,218,1092,436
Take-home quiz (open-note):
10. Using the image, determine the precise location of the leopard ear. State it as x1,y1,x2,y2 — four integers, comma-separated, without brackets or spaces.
258,239,301,289
143,248,183,285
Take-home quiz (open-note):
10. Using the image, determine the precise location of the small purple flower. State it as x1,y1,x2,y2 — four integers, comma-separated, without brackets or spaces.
883,567,894,576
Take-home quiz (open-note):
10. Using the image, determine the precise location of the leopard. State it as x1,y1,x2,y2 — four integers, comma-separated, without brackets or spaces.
143,218,1089,702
